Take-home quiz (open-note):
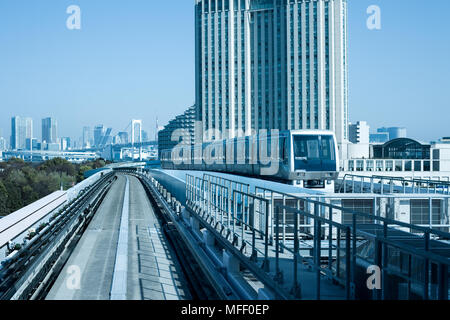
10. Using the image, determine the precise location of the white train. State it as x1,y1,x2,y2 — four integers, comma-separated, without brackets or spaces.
161,130,339,189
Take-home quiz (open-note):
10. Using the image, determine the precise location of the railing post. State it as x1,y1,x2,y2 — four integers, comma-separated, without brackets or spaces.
291,205,301,298
438,263,448,300
274,206,282,283
250,202,257,262
227,182,231,228
374,240,382,300
262,201,270,272
345,227,351,300
316,215,322,300
424,231,430,300
328,206,333,272
233,192,237,235
382,218,388,300
352,214,356,299
282,195,286,246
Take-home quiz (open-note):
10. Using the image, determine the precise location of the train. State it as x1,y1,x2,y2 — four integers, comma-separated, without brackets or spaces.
160,130,339,189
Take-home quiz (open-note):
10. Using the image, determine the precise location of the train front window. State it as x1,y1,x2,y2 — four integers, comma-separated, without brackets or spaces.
321,136,336,161
293,135,335,161
293,136,320,160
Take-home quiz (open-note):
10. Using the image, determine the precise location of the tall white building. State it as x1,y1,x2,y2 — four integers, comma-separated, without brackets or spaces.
83,126,93,148
11,116,33,150
195,0,349,149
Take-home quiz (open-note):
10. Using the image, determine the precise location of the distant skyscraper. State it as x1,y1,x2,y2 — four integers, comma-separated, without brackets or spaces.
42,117,58,144
61,137,71,151
142,130,149,143
93,125,105,147
0,129,5,152
131,120,143,145
195,0,349,148
100,128,113,146
377,127,407,140
83,126,93,148
11,116,33,150
26,138,39,151
117,132,129,144
370,132,389,144
0,137,6,151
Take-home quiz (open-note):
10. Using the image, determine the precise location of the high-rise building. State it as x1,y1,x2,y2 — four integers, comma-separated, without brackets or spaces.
378,127,407,141
117,132,129,144
100,128,113,146
0,129,5,152
0,137,6,152
142,130,149,143
195,0,349,149
93,125,105,147
26,138,39,151
42,117,58,144
158,105,197,158
61,137,71,151
11,116,33,150
349,121,370,144
82,126,93,148
370,132,389,144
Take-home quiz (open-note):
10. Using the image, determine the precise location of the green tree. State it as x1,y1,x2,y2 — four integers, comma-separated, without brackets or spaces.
0,180,8,216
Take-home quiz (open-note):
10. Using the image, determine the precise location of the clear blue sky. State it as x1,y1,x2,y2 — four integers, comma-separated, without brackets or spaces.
0,0,449,143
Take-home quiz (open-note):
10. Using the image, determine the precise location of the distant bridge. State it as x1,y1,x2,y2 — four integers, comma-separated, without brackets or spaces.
2,150,99,163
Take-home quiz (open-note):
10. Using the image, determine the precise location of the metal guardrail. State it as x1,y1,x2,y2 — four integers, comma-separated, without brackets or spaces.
185,174,292,299
186,173,450,300
338,174,450,195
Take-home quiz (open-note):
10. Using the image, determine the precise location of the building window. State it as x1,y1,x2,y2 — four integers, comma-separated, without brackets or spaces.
433,161,440,172
356,160,364,172
433,149,440,160
405,161,412,172
410,199,441,226
348,160,355,171
341,199,374,224
376,160,384,172
424,161,431,172
414,161,421,172
386,161,393,172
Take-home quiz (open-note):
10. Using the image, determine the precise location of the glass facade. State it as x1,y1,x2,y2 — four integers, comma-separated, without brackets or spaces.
373,138,431,160
195,0,349,145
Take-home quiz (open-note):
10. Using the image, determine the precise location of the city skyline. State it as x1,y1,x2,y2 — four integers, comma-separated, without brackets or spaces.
0,115,154,148
0,1,449,143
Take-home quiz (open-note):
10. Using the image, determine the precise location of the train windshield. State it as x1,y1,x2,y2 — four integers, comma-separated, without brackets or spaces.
293,135,335,161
